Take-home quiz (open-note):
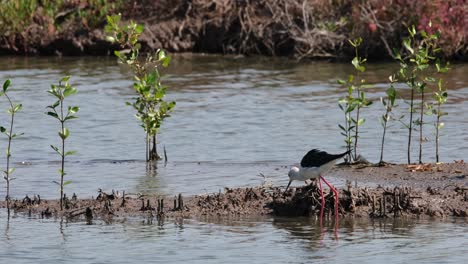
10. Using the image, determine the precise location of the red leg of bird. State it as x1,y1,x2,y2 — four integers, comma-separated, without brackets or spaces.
320,176,339,239
318,177,325,240
320,176,339,220
318,177,324,220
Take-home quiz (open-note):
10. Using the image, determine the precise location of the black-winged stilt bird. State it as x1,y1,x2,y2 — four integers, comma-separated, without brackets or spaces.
285,149,350,218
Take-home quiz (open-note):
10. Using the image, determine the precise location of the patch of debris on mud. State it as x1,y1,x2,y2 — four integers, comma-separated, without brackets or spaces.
2,181,466,221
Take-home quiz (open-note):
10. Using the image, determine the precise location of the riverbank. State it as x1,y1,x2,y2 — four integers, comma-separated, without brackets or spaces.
2,163,466,220
1,0,467,60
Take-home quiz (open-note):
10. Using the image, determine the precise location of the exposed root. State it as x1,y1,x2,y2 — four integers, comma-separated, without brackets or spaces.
4,183,466,221
3,1,467,60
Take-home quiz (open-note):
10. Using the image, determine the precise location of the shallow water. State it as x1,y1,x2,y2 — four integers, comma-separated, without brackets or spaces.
0,210,466,264
0,55,467,197
0,55,467,263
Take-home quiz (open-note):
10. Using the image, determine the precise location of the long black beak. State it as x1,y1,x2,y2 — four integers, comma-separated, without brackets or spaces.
284,180,292,193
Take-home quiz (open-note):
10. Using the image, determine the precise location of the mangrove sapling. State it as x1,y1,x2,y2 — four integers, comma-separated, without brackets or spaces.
395,27,416,164
0,79,23,214
379,76,397,165
338,38,371,162
337,76,356,163
351,39,372,161
105,14,175,162
394,25,441,164
433,77,448,162
46,76,79,211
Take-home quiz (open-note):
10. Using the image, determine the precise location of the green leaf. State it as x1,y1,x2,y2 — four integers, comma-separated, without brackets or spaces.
63,180,73,186
393,48,402,60
64,150,77,156
68,106,79,114
50,145,61,155
105,15,114,27
420,30,427,38
0,127,5,133
417,64,429,71
351,57,360,70
50,100,60,109
136,24,144,34
348,37,362,48
3,79,11,92
161,56,171,67
105,36,115,43
418,82,427,91
147,71,157,83
357,118,365,126
7,168,15,174
58,169,66,176
168,101,176,109
438,122,445,130
59,128,70,140
46,111,59,119
158,49,166,60
64,115,78,121
134,43,141,51
63,87,77,97
409,25,416,37
13,104,22,113
346,104,357,113
158,50,171,67
11,133,24,139
386,87,396,106
113,14,121,24
47,89,61,99
403,38,414,54
60,76,71,83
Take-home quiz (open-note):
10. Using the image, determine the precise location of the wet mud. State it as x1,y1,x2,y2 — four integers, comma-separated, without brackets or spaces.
1,163,467,220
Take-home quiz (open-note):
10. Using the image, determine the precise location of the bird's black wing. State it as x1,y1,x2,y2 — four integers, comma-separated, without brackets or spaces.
300,149,349,167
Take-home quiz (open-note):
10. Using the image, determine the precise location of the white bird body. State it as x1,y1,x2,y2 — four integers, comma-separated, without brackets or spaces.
285,149,349,191
288,160,337,182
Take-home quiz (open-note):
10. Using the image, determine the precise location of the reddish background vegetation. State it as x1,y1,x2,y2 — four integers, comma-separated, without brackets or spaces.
1,0,467,60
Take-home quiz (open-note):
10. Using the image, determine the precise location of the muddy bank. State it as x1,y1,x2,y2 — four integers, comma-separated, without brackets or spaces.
1,1,467,60
332,161,468,189
2,163,466,220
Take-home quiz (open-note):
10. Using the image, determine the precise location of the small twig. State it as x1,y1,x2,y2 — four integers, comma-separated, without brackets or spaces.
164,145,168,167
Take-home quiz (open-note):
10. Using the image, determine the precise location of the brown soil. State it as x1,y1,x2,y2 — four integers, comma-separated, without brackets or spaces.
332,161,468,189
2,163,467,221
